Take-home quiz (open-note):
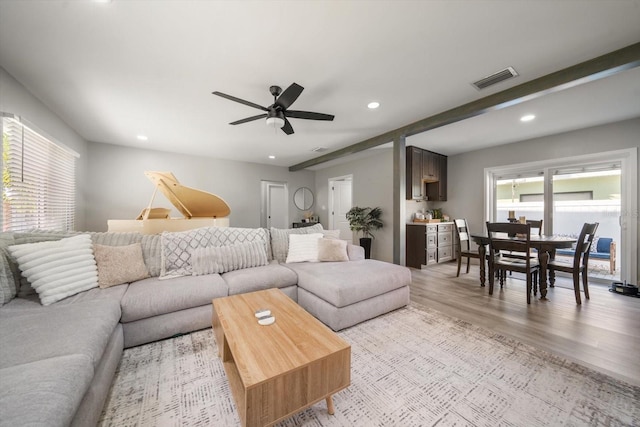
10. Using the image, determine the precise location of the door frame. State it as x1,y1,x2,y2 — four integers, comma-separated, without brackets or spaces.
328,174,353,230
260,180,288,229
484,147,637,283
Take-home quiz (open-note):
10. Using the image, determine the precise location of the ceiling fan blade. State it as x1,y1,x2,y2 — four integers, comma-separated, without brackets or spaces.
275,83,304,110
286,110,335,121
229,114,267,125
281,118,294,135
212,91,268,111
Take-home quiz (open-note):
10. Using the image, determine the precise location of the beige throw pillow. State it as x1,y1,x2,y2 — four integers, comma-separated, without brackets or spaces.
317,238,349,262
94,243,150,288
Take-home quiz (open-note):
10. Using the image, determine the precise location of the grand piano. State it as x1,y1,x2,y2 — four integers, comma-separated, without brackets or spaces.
107,171,230,234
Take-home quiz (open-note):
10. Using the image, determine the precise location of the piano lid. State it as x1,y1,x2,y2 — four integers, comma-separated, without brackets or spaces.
144,171,231,218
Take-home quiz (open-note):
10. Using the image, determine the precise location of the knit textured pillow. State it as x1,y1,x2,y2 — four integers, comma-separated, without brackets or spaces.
94,243,150,288
317,238,349,262
191,241,268,275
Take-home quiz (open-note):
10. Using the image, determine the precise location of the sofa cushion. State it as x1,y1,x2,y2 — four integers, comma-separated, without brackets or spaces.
270,224,324,263
94,243,150,288
0,233,18,306
287,259,411,308
0,299,121,369
120,275,228,323
0,354,94,427
596,237,612,253
89,232,162,277
192,241,268,275
222,262,298,295
8,235,99,305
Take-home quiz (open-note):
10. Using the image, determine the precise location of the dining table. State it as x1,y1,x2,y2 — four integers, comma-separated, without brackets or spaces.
470,234,577,299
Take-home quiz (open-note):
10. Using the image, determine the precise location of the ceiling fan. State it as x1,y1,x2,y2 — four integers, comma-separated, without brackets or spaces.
212,83,334,135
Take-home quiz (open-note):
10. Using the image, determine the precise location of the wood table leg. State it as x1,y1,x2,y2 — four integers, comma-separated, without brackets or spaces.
478,244,486,287
539,250,550,299
326,396,335,415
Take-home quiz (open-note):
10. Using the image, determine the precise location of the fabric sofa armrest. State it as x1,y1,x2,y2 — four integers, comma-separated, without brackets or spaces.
347,244,365,261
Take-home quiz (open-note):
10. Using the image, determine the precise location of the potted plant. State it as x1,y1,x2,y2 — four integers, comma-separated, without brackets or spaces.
346,206,383,259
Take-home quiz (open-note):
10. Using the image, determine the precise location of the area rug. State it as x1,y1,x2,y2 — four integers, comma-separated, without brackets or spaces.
99,305,640,426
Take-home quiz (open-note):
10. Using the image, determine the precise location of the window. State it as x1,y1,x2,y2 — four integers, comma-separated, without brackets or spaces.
2,114,77,232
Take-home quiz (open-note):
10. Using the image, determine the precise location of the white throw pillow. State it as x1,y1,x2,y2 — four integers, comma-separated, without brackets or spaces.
285,233,323,263
8,234,98,305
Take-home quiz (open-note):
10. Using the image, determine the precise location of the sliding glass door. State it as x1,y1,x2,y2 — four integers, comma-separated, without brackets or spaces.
551,165,621,278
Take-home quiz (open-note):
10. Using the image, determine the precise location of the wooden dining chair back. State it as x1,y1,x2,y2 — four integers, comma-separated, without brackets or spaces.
502,219,543,260
486,222,540,304
526,219,543,236
548,222,599,304
454,218,480,277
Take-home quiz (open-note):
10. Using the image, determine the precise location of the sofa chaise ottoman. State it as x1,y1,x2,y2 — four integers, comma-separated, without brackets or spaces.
287,259,411,331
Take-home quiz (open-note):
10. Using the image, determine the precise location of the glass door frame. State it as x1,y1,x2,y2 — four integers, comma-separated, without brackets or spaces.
484,148,637,283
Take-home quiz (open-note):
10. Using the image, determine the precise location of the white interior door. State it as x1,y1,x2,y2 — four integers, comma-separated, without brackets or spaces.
261,181,288,229
329,176,353,241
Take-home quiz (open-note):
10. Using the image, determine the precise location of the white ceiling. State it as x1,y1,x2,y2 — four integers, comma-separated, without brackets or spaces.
1,1,639,169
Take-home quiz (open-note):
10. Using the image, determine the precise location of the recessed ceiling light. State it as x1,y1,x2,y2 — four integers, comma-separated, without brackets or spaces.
92,0,113,3
367,101,380,109
268,155,276,159
136,135,148,141
520,114,535,122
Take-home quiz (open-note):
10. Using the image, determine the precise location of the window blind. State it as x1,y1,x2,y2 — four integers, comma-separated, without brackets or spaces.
2,115,77,232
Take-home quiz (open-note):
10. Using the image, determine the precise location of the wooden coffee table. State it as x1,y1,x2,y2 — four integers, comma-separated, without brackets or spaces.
211,288,351,427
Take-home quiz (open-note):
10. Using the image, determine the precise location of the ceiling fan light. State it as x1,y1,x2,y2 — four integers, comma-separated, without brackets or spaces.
266,116,285,128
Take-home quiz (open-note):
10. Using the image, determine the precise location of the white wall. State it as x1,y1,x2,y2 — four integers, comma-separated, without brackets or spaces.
84,142,315,231
314,149,394,262
0,67,89,229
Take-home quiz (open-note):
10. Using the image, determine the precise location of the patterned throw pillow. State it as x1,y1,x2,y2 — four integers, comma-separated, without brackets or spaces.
160,227,270,279
191,241,268,275
94,243,150,288
7,234,98,305
270,223,324,263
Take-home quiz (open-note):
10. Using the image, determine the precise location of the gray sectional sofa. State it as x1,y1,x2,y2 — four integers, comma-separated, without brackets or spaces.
0,225,410,427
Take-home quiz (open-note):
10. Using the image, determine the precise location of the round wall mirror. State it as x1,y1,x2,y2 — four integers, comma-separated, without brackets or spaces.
293,187,314,210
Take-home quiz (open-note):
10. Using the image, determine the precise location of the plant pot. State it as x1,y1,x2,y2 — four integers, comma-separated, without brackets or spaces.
359,237,372,259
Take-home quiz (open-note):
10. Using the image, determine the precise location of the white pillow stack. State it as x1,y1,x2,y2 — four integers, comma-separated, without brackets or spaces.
8,234,98,305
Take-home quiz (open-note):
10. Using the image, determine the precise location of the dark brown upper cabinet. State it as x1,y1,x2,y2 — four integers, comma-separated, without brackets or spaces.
406,146,447,201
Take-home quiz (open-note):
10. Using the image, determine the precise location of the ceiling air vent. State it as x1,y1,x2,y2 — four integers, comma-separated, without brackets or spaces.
311,146,327,152
472,66,519,90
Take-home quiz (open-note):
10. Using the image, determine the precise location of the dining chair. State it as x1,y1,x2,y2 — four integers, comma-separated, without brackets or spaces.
548,222,599,305
454,219,480,277
502,219,543,260
486,222,540,304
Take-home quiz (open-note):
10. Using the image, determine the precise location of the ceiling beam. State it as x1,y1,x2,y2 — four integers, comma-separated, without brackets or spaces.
289,42,640,171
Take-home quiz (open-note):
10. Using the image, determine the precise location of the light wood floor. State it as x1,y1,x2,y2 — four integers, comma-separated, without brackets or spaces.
409,261,640,387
